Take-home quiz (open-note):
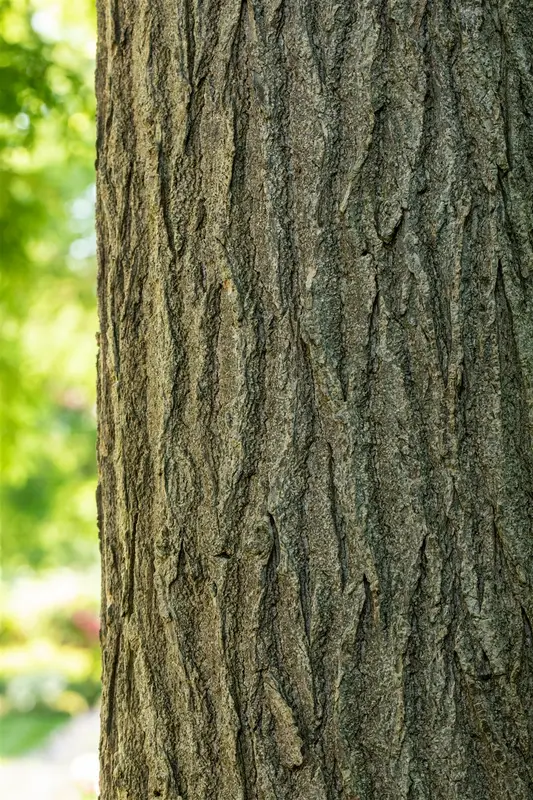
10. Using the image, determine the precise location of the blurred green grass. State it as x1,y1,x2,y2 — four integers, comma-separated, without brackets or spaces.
0,710,70,757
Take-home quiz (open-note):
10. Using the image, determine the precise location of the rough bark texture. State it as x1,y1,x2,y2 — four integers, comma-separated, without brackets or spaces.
96,1,533,798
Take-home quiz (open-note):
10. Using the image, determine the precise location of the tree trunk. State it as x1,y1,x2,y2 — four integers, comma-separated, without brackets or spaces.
96,1,533,798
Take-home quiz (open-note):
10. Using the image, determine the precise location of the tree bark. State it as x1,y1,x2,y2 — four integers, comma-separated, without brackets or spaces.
96,1,533,798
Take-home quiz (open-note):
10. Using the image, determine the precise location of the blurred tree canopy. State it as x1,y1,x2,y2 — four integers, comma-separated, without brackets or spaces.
0,0,97,571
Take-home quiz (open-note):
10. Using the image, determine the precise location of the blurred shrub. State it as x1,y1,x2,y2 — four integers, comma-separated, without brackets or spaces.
0,576,101,713
47,606,100,649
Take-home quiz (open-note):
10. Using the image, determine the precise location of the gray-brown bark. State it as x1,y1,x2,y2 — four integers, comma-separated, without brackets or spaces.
96,1,533,798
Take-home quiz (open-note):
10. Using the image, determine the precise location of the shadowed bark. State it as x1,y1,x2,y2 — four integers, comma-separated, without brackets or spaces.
96,1,533,798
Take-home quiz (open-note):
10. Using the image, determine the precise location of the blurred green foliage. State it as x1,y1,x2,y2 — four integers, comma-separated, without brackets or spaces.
0,0,98,571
